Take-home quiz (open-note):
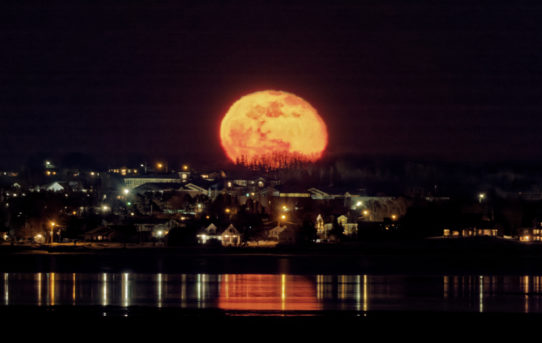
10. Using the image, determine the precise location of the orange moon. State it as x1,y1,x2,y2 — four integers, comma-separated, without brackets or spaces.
220,90,328,167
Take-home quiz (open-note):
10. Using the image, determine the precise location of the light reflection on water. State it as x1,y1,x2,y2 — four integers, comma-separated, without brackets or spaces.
2,273,542,313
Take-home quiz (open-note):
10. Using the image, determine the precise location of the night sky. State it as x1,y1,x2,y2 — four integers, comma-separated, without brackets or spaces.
2,1,542,168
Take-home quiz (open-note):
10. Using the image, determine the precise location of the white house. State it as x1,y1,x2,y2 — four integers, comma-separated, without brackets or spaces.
197,223,241,247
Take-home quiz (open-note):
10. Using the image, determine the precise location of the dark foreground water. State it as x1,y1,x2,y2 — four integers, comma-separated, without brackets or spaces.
2,272,542,314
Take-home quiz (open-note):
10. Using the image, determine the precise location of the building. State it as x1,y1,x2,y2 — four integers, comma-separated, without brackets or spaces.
518,228,542,242
197,223,241,247
124,176,182,190
83,227,115,241
267,224,296,244
337,215,358,236
443,227,499,238
134,218,178,241
315,214,358,240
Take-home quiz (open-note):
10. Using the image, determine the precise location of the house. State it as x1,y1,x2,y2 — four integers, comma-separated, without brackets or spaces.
337,215,358,236
315,214,330,239
267,224,296,245
83,226,115,241
133,218,178,241
133,182,184,193
124,175,182,190
197,223,241,247
315,214,358,240
197,223,220,244
443,227,500,238
46,182,65,192
221,224,241,246
518,228,542,242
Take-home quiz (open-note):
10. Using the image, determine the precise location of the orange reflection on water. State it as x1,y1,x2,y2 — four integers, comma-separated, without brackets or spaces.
218,274,321,312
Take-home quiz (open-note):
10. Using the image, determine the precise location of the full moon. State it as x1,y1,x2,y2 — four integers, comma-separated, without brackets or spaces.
220,90,328,167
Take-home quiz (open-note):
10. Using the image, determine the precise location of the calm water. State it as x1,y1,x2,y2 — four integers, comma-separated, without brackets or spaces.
2,273,542,314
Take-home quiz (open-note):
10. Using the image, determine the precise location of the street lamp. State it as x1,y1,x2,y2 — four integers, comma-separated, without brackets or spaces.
49,221,56,244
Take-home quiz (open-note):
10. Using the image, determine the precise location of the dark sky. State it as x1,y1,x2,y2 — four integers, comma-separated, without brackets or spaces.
2,1,542,168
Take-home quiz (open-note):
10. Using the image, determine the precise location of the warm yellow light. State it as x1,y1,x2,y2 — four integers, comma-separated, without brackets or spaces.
391,214,397,220
281,215,286,220
225,208,231,213
157,163,163,169
363,210,369,216
50,221,56,228
182,165,188,171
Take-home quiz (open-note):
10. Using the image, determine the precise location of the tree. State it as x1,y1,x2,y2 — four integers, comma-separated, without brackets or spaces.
297,219,316,245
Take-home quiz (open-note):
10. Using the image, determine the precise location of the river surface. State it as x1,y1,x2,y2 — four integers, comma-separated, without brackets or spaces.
2,273,542,314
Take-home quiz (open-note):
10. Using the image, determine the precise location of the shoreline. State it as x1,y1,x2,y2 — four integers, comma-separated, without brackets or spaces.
1,237,542,274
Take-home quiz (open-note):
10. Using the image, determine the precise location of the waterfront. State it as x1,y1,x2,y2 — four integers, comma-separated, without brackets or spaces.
3,272,542,315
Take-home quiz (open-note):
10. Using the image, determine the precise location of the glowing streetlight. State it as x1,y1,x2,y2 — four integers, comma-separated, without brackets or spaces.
478,193,486,203
225,208,231,214
49,221,56,244
122,188,130,195
391,214,397,221
156,162,163,170
182,164,189,171
362,210,369,216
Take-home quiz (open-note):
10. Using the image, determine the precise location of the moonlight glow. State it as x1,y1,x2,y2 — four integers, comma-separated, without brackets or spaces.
220,90,328,168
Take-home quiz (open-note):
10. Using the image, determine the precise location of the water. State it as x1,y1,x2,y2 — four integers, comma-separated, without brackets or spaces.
3,273,542,314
